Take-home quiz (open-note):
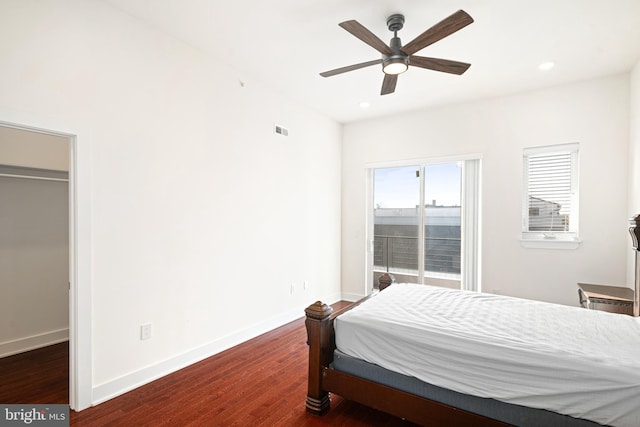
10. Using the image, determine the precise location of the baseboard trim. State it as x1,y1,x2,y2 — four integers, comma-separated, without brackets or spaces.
0,328,69,358
91,298,340,406
341,292,365,302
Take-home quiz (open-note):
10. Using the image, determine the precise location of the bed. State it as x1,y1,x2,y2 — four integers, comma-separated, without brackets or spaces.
305,283,640,426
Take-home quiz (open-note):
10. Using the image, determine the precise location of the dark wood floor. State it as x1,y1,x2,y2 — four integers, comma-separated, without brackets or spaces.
1,302,418,426
0,341,69,404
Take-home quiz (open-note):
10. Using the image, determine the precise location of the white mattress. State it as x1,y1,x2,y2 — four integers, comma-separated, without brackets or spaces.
334,283,640,427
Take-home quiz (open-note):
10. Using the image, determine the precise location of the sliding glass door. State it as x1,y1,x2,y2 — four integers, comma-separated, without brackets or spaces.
369,158,479,291
423,163,462,279
373,166,421,281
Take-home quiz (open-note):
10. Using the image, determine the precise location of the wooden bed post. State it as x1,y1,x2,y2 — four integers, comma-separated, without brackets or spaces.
305,301,333,415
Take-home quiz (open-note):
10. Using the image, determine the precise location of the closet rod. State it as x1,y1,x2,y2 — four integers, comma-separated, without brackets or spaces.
0,172,68,183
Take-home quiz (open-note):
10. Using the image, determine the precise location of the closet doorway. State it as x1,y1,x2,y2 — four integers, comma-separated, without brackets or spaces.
0,123,72,404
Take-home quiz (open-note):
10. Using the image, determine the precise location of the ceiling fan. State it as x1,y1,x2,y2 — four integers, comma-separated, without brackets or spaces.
320,10,474,95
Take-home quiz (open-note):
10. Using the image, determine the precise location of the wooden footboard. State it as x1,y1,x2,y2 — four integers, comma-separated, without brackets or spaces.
304,297,510,426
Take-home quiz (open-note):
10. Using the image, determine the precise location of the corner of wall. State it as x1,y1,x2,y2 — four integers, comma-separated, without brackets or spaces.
626,59,640,286
629,59,640,211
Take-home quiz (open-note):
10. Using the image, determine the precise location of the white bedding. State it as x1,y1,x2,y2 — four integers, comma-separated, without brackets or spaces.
334,283,640,427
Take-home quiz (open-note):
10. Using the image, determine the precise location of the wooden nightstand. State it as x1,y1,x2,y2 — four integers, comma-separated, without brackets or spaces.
577,283,634,315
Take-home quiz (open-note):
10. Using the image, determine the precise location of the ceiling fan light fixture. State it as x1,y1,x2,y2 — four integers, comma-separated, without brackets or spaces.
383,56,408,75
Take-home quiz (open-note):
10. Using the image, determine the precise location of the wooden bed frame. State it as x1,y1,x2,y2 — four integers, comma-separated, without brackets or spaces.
305,217,640,425
304,296,510,426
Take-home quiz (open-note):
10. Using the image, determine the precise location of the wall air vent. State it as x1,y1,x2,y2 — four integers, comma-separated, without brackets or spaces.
274,124,289,136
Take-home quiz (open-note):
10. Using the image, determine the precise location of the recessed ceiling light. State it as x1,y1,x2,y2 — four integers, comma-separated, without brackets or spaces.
538,61,555,71
359,101,371,109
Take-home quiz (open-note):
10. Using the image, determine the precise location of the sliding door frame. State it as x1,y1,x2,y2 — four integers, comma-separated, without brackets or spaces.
365,154,482,292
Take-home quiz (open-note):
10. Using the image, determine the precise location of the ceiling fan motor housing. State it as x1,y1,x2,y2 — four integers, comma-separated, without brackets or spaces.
382,32,408,74
389,36,403,53
382,14,409,74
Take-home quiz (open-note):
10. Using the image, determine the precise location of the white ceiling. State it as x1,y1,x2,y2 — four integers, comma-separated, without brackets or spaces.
103,0,640,123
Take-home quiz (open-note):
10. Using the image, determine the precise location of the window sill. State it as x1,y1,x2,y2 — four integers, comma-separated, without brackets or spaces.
520,238,582,250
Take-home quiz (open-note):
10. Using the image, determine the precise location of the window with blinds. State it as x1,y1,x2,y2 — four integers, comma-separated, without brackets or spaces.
522,143,579,245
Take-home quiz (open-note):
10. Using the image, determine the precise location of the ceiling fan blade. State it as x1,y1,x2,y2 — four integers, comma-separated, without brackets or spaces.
339,20,393,55
401,10,473,56
381,74,398,95
320,59,382,77
409,56,471,75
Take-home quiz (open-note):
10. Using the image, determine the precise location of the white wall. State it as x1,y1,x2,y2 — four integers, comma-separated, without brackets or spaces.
0,0,341,407
0,173,69,356
627,59,640,284
343,75,630,306
0,128,70,357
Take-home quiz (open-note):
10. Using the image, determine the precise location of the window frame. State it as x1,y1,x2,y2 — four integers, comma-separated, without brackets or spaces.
521,143,581,249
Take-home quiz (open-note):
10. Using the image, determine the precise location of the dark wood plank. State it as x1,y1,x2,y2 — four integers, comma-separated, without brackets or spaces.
0,342,69,404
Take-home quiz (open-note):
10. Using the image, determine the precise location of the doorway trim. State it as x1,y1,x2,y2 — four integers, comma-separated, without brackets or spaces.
0,119,91,411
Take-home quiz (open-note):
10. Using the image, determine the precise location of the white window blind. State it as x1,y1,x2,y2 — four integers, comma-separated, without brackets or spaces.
522,143,579,247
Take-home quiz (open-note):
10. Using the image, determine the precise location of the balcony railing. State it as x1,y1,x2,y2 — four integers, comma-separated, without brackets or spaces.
374,235,461,275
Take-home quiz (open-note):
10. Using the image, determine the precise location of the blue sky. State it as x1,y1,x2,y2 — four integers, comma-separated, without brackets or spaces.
374,163,461,208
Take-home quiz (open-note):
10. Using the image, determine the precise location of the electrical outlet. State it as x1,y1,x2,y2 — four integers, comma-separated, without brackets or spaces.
303,280,309,290
140,323,152,340
290,283,296,294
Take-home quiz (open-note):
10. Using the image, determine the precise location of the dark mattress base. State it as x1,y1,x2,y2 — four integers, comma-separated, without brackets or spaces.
332,350,602,427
